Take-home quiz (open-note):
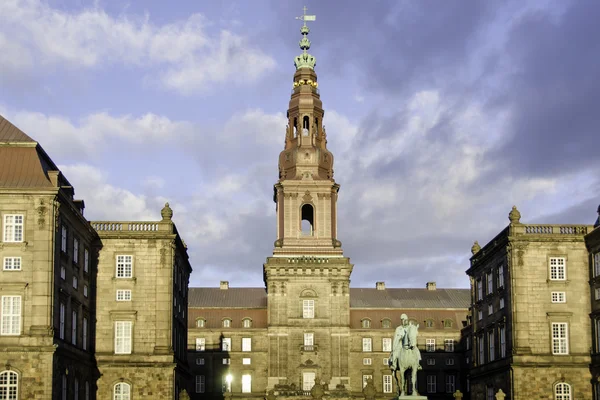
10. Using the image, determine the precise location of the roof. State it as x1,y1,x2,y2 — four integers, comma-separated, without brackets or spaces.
188,287,470,309
189,288,268,308
0,147,54,188
0,115,36,143
349,288,470,309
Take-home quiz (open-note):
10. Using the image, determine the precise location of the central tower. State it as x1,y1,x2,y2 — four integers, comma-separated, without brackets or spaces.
264,8,353,391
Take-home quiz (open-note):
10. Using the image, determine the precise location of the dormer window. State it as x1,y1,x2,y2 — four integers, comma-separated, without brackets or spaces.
243,318,252,328
223,319,231,328
197,318,206,328
361,319,371,329
381,319,391,329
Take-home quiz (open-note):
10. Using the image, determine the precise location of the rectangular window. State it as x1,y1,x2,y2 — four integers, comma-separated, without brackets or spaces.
84,249,89,273
62,374,67,400
115,321,132,354
426,339,435,352
59,302,65,339
488,304,493,315
446,358,455,366
74,378,79,400
243,357,251,365
427,375,436,393
487,272,493,294
72,276,78,289
363,358,372,365
476,279,483,301
242,337,251,352
478,310,483,321
500,326,506,358
382,337,392,352
116,255,133,278
383,375,393,394
446,375,456,393
362,337,372,352
85,382,89,400
196,358,205,365
487,387,494,400
222,376,231,393
3,257,21,271
595,253,600,277
383,357,389,365
83,285,88,298
497,265,504,288
362,375,373,389
196,375,205,393
304,332,314,346
444,339,454,352
196,338,205,351
61,225,67,252
303,372,316,391
552,322,568,354
596,288,600,301
241,374,251,393
3,214,24,242
549,257,566,280
71,311,77,345
116,290,132,301
499,297,505,309
73,237,79,264
302,299,314,318
1,295,21,335
478,335,485,364
488,331,495,362
427,358,435,365
222,337,231,351
60,266,66,280
552,291,566,303
222,358,230,365
82,317,88,351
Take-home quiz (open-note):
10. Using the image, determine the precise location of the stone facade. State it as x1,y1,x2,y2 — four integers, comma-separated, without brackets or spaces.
585,225,600,398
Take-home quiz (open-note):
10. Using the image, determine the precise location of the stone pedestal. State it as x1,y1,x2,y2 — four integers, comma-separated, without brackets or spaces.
397,396,428,400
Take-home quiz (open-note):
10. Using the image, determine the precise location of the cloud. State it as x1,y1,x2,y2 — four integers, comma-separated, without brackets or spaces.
0,0,275,93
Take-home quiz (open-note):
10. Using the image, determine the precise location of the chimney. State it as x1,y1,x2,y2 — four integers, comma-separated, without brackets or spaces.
376,282,386,290
220,281,229,290
426,282,436,291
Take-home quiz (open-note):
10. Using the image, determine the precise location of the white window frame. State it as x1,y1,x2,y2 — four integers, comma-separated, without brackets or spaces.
487,272,493,295
303,299,315,318
595,253,600,277
362,374,373,389
363,358,372,365
84,249,89,273
196,319,205,328
303,372,316,391
444,339,454,352
243,318,252,328
3,257,21,271
3,214,24,243
242,337,251,352
555,383,571,400
72,310,77,345
222,358,230,365
242,357,251,365
383,357,389,365
476,279,483,301
59,302,65,339
115,321,132,354
196,338,205,351
361,319,371,328
73,237,79,264
114,382,131,400
83,317,88,351
223,318,231,328
116,255,133,278
362,337,372,352
383,375,393,393
222,337,231,351
241,374,251,393
382,337,392,352
427,375,436,393
116,290,132,302
552,291,566,303
304,332,314,346
445,374,456,393
596,288,600,301
552,322,568,354
196,375,205,393
0,370,18,399
426,338,435,352
61,225,67,252
499,325,506,358
1,295,21,335
549,257,566,280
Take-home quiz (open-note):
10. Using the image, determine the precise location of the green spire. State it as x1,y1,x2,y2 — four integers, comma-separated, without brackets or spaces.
294,6,316,70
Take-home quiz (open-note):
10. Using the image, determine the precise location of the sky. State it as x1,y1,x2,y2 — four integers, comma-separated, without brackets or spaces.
1,0,599,289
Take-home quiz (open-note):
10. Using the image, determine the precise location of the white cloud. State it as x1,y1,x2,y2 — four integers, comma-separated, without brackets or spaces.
0,0,275,93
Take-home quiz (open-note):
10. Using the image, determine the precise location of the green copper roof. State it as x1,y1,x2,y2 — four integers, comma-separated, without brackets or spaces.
294,6,316,70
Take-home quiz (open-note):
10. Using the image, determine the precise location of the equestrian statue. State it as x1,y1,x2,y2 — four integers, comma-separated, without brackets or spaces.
389,314,422,397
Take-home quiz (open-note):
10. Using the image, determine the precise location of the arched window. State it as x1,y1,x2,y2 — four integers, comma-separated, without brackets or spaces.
425,319,434,328
555,383,571,400
196,318,206,328
361,319,371,329
114,382,131,400
443,319,453,328
242,318,252,328
301,204,314,236
223,319,231,328
382,319,391,329
0,371,18,399
302,116,310,136
293,118,298,136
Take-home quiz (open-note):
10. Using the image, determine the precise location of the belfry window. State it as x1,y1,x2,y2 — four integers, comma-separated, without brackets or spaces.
301,204,314,236
303,116,310,136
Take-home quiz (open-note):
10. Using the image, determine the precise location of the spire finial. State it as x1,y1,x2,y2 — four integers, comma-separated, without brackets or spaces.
294,6,317,70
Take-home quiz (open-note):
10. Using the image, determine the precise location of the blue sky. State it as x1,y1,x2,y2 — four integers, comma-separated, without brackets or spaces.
1,0,598,289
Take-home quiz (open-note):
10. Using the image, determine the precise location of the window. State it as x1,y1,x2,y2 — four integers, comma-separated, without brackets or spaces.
222,337,231,351
382,318,391,328
466,337,470,350
195,375,205,393
242,337,251,352
84,249,89,273
549,257,566,280
478,310,483,321
444,319,453,328
60,266,66,280
361,319,371,328
85,382,89,400
114,382,130,400
363,358,372,365
552,292,566,303
362,337,372,352
303,299,315,318
115,321,132,354
73,276,78,289
427,358,435,366
222,318,231,328
555,383,571,400
425,319,434,328
304,332,314,348
303,372,316,391
383,375,393,393
383,357,389,365
487,386,494,400
426,339,435,352
427,375,436,393
1,296,21,335
382,337,392,352
59,302,65,339
362,375,373,389
83,285,88,298
222,358,230,365
0,370,18,400
552,323,568,354
446,358,455,366
595,253,600,277
73,238,79,264
243,318,252,328
3,215,23,242
72,311,77,345
499,297,505,309
196,358,205,365
196,319,206,328
596,288,600,301
116,290,132,301
242,374,251,393
61,225,67,252
116,255,133,278
243,357,251,365
488,304,493,315
499,326,506,358
74,378,79,400
444,339,454,352
62,374,67,400
445,375,455,393
222,376,231,393
196,338,205,351
488,331,495,362
83,317,88,350
3,257,21,271
476,279,483,301
478,335,485,364
487,272,493,295
497,265,504,288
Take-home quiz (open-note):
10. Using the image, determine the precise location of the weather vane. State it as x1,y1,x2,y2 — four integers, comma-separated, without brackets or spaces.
296,6,316,26
294,6,316,70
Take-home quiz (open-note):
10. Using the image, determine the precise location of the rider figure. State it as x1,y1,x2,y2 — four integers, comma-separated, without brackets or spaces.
390,314,422,369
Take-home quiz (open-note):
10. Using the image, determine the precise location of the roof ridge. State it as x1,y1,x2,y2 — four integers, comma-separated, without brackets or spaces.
0,114,37,143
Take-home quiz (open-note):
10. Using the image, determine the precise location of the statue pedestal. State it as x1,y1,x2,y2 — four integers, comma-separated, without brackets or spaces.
397,396,428,400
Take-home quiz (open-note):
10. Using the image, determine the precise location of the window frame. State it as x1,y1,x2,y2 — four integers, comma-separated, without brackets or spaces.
71,310,78,345
382,337,392,352
302,299,315,319
499,325,506,358
3,214,24,243
222,337,231,351
1,295,21,336
84,248,89,273
114,382,131,400
552,322,569,355
83,317,88,351
549,257,566,281
362,337,372,352
488,330,495,362
445,374,456,393
196,375,205,394
426,338,435,352
241,374,251,393
73,237,79,264
427,375,436,393
61,225,68,252
0,370,18,399
115,255,133,279
555,382,571,400
3,257,21,271
552,291,566,303
444,339,454,352
383,375,393,394
115,321,133,354
242,337,252,352
196,338,205,351
116,290,132,302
